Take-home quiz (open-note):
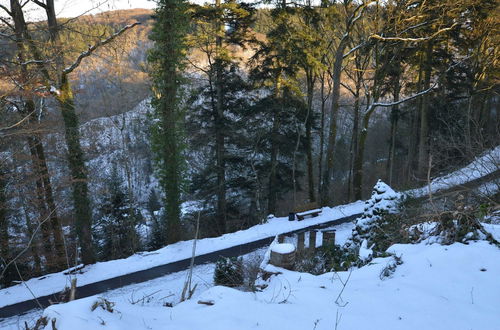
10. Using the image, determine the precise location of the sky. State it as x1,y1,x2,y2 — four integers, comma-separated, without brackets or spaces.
1,0,265,21
0,0,157,20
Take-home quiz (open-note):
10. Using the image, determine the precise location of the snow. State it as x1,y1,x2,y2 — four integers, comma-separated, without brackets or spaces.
482,223,500,241
407,146,500,198
0,201,364,309
17,235,500,330
271,243,295,254
348,180,402,250
358,239,373,261
1,143,498,326
296,208,322,216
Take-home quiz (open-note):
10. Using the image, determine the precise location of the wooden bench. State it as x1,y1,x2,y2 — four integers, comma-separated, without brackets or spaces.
293,202,322,220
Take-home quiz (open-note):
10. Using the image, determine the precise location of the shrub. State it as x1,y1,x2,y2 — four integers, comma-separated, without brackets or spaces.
294,245,359,275
213,257,244,287
345,180,404,257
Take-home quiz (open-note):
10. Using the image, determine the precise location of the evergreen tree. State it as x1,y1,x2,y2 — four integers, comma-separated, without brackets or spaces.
185,65,255,234
97,166,139,260
187,0,255,234
148,0,189,244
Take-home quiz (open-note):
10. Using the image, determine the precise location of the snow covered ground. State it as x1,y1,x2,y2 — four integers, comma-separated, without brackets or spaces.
0,222,356,329
407,145,500,198
7,225,499,330
0,202,364,309
1,143,498,327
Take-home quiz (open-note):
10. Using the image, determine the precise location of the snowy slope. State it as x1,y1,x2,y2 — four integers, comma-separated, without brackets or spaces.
0,222,356,329
28,237,500,330
407,145,500,198
0,201,364,309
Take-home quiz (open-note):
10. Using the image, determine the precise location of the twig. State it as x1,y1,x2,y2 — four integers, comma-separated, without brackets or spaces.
334,268,353,307
129,290,161,305
181,211,201,302
13,261,43,309
334,309,342,330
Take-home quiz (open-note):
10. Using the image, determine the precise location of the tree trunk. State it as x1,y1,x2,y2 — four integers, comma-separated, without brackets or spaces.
317,73,327,199
162,93,182,244
417,42,433,178
305,70,316,203
10,0,59,268
26,136,56,266
21,205,42,275
214,0,227,234
386,64,401,186
42,1,95,264
56,76,95,265
35,138,65,269
268,103,281,216
320,39,348,206
0,166,9,268
348,90,360,201
406,52,424,183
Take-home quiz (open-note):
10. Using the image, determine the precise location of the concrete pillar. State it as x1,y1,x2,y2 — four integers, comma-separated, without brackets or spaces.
278,234,285,243
270,244,296,270
309,230,317,251
322,229,336,247
297,232,305,251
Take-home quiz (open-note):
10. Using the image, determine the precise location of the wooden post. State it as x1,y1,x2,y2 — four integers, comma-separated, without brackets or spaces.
309,230,316,251
278,234,285,243
69,278,77,301
297,232,305,251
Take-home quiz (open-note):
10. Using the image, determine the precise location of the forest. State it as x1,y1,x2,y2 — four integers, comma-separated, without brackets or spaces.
0,0,498,288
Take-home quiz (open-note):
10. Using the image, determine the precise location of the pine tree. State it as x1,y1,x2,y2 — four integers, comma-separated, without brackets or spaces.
148,0,189,244
187,0,255,234
97,166,139,260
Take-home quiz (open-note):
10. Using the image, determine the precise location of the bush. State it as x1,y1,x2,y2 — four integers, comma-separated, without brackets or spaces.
213,257,244,287
294,245,360,275
346,180,404,257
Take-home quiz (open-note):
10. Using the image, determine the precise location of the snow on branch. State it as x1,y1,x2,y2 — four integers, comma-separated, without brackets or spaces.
63,22,140,76
343,42,366,59
348,1,375,28
365,56,470,113
368,83,437,111
370,23,459,43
